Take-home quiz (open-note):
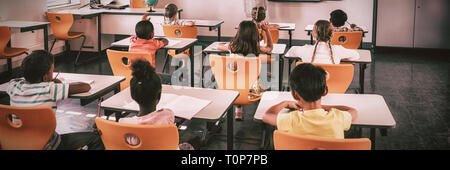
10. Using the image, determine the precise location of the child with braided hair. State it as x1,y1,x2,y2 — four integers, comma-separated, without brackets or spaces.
288,20,360,64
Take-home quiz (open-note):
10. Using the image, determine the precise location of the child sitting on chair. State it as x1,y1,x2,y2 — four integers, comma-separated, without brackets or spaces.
262,63,358,139
7,50,104,150
118,59,194,149
129,14,169,67
217,20,273,121
330,9,363,32
288,20,360,64
164,3,195,26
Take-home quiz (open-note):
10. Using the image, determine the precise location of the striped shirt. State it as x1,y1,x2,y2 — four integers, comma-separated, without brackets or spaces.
7,78,69,110
6,78,69,150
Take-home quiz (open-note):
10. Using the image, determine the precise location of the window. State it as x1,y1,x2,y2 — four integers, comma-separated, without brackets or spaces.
47,0,81,9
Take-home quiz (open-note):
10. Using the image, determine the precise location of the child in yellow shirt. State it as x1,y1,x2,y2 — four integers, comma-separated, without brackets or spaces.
262,63,358,139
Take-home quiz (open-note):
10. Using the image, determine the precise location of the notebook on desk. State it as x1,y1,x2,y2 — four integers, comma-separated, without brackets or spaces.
123,93,211,120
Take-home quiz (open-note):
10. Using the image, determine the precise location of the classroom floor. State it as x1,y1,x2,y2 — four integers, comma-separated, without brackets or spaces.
1,43,449,150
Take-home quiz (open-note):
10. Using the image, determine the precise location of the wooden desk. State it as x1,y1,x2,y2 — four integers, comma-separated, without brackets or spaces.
254,91,396,149
305,24,369,45
284,48,372,93
204,42,287,91
101,85,240,150
111,36,198,87
0,73,125,106
0,21,50,51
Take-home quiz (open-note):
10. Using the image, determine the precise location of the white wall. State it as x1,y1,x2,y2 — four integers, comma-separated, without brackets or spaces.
157,0,374,43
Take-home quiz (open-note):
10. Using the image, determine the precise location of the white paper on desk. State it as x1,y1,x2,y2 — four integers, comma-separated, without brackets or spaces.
58,77,94,85
123,93,211,120
167,39,181,47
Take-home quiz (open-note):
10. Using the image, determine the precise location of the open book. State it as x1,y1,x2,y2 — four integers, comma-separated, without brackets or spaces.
123,93,211,120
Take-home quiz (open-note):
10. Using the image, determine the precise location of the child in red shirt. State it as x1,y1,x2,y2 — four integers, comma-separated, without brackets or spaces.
129,14,169,67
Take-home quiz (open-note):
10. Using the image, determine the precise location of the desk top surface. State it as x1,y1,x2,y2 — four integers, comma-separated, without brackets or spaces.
305,24,369,33
0,21,50,28
0,73,125,99
254,91,396,128
284,47,372,63
55,7,181,16
111,36,197,50
204,42,287,55
235,22,296,31
101,85,239,120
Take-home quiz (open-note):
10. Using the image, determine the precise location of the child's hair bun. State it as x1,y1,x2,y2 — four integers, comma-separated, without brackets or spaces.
131,59,155,82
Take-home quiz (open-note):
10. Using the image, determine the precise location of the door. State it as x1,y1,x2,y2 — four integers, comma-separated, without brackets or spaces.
414,0,450,49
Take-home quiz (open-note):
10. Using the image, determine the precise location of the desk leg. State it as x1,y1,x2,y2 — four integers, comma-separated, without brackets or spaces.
97,15,102,53
218,25,221,41
370,128,376,150
278,55,284,91
44,26,49,51
227,106,234,150
190,45,195,87
359,63,367,94
288,30,292,48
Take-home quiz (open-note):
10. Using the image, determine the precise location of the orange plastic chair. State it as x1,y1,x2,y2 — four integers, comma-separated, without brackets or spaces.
130,0,147,8
163,25,198,39
106,49,151,90
0,105,56,150
273,130,371,150
0,26,29,73
331,31,363,49
296,62,354,93
95,117,179,150
162,25,201,72
260,29,279,44
47,12,86,65
209,54,262,105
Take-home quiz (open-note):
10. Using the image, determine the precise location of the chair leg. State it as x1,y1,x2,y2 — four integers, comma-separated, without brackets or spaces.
162,52,171,74
49,39,57,53
7,58,12,74
74,35,86,66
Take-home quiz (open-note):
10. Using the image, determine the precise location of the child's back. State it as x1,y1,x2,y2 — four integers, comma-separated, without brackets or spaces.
263,63,357,139
289,20,359,64
129,16,168,67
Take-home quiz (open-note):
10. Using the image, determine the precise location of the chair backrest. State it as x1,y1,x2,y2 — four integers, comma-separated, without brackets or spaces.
95,117,179,150
330,31,363,49
0,105,56,150
0,26,11,57
273,130,371,150
260,29,279,44
130,0,147,8
296,62,354,93
47,13,74,39
163,25,198,39
209,54,261,105
106,49,151,90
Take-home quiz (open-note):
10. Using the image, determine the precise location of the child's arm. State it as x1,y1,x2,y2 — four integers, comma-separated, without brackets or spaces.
322,105,358,121
68,82,91,95
217,42,230,52
141,13,151,21
155,37,169,46
260,21,274,53
262,101,301,126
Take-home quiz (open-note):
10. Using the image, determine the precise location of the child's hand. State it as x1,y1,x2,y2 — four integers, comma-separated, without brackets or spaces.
142,14,151,21
283,101,301,110
260,21,270,31
52,79,62,83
